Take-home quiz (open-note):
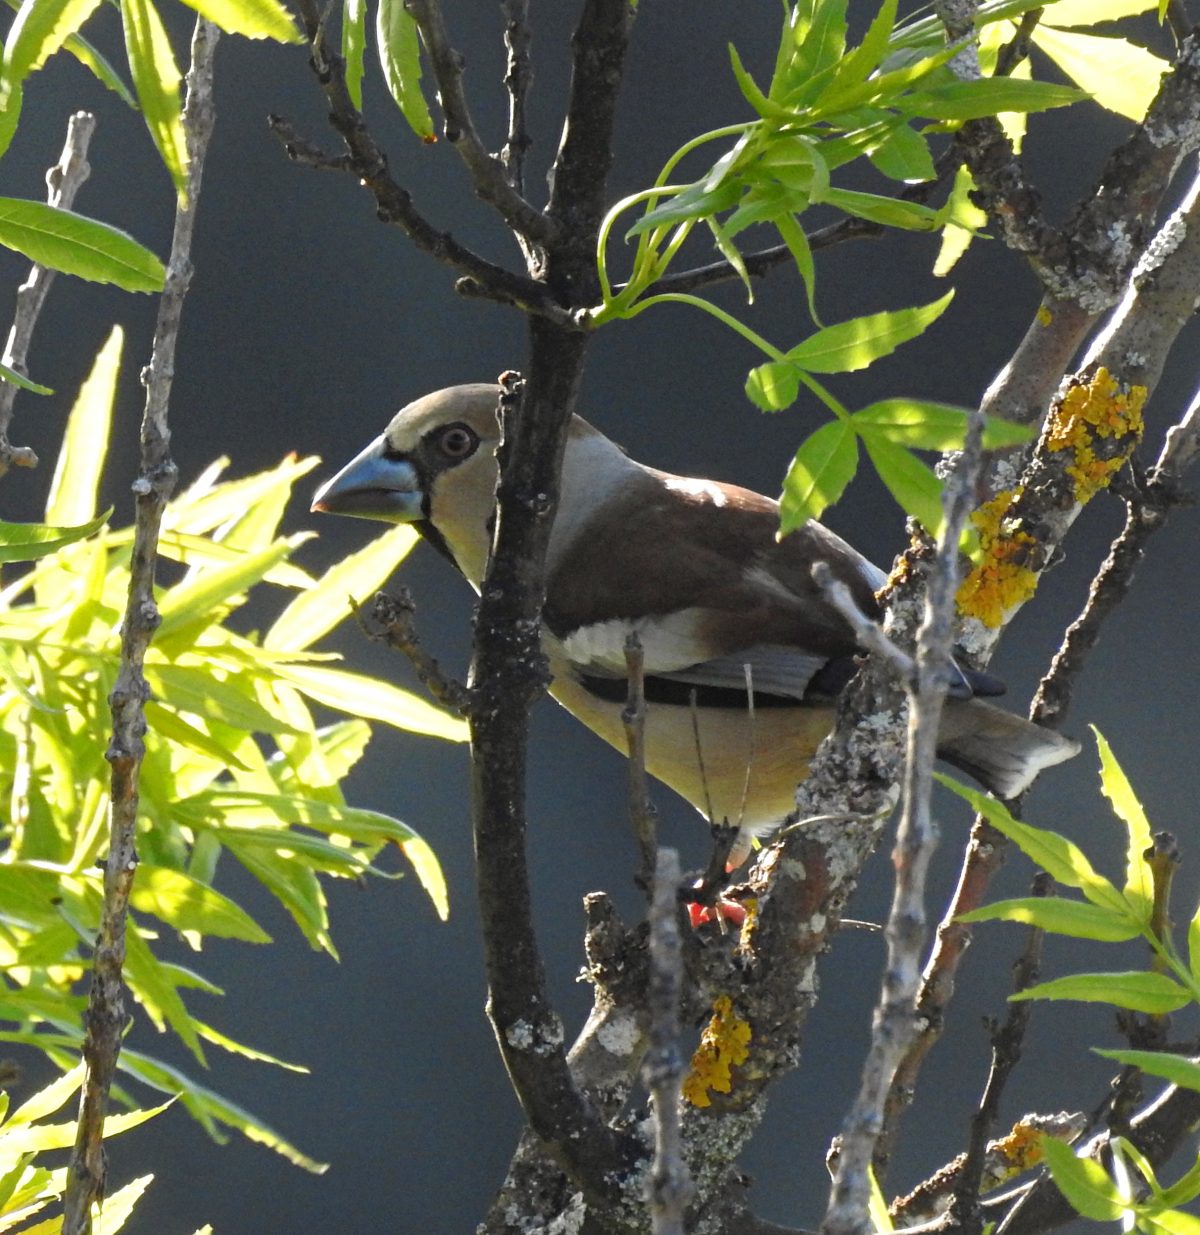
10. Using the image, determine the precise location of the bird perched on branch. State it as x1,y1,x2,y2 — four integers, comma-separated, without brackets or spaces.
312,383,1078,866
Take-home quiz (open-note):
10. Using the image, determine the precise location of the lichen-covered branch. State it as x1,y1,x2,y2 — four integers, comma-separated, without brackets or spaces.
0,111,96,478
61,20,219,1235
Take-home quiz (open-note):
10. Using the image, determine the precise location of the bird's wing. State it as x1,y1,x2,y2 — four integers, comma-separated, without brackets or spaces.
545,468,884,698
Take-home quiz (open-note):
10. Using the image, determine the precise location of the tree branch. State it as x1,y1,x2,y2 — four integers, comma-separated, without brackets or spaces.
499,0,533,200
0,111,96,479
61,20,219,1235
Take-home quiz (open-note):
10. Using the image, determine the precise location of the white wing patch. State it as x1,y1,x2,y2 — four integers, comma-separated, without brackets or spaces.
561,610,723,675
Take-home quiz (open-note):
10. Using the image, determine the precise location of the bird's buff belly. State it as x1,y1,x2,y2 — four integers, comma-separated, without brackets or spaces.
547,668,835,834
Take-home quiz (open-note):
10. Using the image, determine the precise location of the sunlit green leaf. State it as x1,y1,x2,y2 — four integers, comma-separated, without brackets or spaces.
1011,970,1190,1014
400,833,448,921
958,896,1140,941
221,841,333,954
779,418,859,532
121,0,189,198
1142,1210,1200,1235
131,865,272,943
869,121,936,183
376,0,434,140
0,0,103,99
853,400,1033,451
266,524,418,651
1044,0,1157,27
45,325,121,526
0,198,164,291
342,0,366,109
0,360,51,395
937,774,1129,911
745,361,800,412
7,1063,83,1124
177,0,302,42
934,165,989,276
276,662,468,741
1091,727,1155,914
145,662,300,734
63,28,137,105
775,211,819,322
626,178,742,239
1041,1136,1126,1222
787,292,953,374
1095,1048,1200,1093
1033,25,1165,120
0,510,109,563
860,430,945,535
0,77,21,160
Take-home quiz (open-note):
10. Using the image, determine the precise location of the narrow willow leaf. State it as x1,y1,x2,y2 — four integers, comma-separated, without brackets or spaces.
787,292,953,374
7,1063,84,1124
0,0,103,95
860,430,945,535
831,0,898,94
937,774,1129,911
626,178,742,239
276,663,468,741
0,78,21,159
958,896,1140,941
144,700,251,770
64,29,137,105
853,400,1033,450
0,510,109,563
1011,970,1190,1015
823,186,940,231
745,361,800,412
1095,1048,1200,1093
0,359,51,394
934,165,988,276
1041,1136,1126,1222
144,662,300,735
224,842,333,953
1189,899,1200,987
123,925,206,1062
0,198,164,291
376,0,434,140
130,865,272,943
774,212,819,323
1033,25,1165,120
706,216,753,300
899,78,1086,121
779,419,858,532
0,1101,171,1154
1046,0,1156,21
729,42,791,121
45,325,121,525
1092,727,1155,912
1142,1210,1200,1235
399,834,449,920
177,0,301,42
266,524,418,651
342,0,366,109
121,0,188,198
869,122,936,183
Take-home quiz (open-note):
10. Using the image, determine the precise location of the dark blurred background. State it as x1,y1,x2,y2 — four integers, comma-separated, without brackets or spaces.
2,2,1198,1231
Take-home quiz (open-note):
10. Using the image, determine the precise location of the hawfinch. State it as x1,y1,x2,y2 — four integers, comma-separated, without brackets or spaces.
312,384,1079,865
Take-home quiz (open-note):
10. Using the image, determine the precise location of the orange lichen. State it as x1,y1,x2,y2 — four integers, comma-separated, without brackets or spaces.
956,488,1038,628
682,995,752,1108
1045,367,1146,504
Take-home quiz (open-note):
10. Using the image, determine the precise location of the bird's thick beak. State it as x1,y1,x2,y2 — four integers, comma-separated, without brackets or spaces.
310,436,425,522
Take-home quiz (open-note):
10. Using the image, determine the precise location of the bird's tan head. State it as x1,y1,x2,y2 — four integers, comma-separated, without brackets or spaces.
311,383,504,584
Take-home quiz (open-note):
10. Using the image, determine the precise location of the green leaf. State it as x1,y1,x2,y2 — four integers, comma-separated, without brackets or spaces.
0,197,164,291
0,77,21,160
121,0,189,199
936,774,1128,911
1045,0,1157,22
934,165,989,277
63,29,137,106
0,0,103,98
400,833,449,921
869,122,936,183
774,211,819,323
144,699,249,769
0,510,109,563
729,42,789,121
898,78,1086,122
786,292,953,374
860,430,945,536
1033,26,1165,121
376,0,434,140
123,925,206,1062
130,865,272,943
853,400,1033,451
1188,899,1200,988
144,662,300,735
823,186,940,231
745,361,801,412
177,0,302,42
1095,1049,1200,1093
958,896,1140,941
1011,970,1190,1015
830,0,898,96
779,418,859,532
1092,727,1155,913
275,662,468,741
1041,1136,1127,1222
342,0,366,109
45,325,121,526
626,177,742,239
1141,1211,1200,1235
223,841,333,953
0,359,51,395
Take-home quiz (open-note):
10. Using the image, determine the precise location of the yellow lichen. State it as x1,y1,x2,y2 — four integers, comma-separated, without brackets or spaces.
1036,303,1053,327
737,896,760,949
956,488,1039,629
682,995,752,1108
980,1121,1048,1193
1045,367,1146,505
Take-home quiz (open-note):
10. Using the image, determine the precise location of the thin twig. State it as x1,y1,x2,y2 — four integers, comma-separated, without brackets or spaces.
0,112,96,478
499,0,533,201
811,562,915,685
61,20,219,1235
354,589,471,714
406,0,551,248
623,632,657,891
645,847,691,1235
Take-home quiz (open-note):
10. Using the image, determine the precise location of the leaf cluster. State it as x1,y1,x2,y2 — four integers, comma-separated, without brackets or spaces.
0,330,463,1163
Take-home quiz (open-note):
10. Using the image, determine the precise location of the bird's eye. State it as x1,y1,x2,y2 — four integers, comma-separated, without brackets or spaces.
436,424,478,461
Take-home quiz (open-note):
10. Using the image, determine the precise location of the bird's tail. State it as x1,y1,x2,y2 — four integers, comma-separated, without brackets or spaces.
936,699,1079,800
